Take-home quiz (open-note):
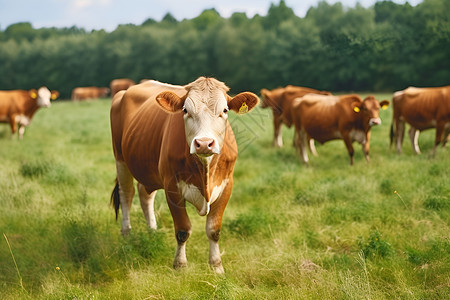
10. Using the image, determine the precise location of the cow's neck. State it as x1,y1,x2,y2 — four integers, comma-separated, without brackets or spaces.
192,154,220,202
22,96,39,118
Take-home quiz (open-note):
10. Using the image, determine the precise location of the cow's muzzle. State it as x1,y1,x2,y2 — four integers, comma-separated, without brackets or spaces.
369,118,381,126
191,137,219,156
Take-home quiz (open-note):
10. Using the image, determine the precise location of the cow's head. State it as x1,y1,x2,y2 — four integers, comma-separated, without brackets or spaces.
260,87,284,112
352,96,390,126
156,77,259,157
30,87,59,108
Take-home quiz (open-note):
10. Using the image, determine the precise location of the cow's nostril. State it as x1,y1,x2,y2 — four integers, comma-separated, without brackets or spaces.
208,140,214,148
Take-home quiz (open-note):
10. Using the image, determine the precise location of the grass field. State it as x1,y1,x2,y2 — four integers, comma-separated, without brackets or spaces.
0,95,449,299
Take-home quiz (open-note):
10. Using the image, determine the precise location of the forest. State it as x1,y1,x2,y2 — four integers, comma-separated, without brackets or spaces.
0,0,449,98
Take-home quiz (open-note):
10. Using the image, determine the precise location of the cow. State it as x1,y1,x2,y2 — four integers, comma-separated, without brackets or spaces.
71,87,110,101
390,86,450,155
260,85,331,148
0,87,59,139
110,78,135,97
292,94,389,165
110,77,259,273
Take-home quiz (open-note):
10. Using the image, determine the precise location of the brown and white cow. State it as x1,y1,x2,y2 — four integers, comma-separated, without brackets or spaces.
110,77,259,273
260,85,331,148
0,87,59,139
71,86,110,101
292,94,389,165
390,86,450,155
110,78,136,97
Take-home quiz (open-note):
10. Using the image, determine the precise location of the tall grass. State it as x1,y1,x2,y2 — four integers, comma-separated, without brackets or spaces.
0,97,448,299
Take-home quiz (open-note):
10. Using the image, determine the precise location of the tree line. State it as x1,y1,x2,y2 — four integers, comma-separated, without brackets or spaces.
0,0,448,98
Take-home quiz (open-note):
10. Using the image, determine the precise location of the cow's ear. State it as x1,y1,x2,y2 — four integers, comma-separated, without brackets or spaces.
29,89,38,99
380,100,390,110
351,101,361,113
51,90,60,100
156,91,186,112
228,92,259,114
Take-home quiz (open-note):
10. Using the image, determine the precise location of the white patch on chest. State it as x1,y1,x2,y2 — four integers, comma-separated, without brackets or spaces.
177,179,229,216
14,115,31,126
350,129,366,144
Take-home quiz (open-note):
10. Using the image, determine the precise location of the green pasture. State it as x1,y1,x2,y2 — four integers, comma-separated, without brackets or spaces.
0,96,448,299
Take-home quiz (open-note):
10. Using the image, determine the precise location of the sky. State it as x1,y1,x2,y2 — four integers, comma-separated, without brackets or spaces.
0,0,423,32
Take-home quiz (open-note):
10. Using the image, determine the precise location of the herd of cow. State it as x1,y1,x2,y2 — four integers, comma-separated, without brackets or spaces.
0,77,448,273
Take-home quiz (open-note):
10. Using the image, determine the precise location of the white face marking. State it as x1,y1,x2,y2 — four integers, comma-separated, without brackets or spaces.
37,87,52,107
177,179,229,216
183,90,229,156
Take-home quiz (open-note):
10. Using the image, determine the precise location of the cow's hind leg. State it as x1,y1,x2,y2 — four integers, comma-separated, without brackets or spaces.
297,130,309,164
432,122,446,156
138,183,157,230
408,127,421,154
115,161,135,235
395,119,405,154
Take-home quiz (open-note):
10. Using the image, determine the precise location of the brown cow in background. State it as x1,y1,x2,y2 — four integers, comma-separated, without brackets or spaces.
110,78,135,97
390,86,450,155
0,87,59,139
260,85,331,148
292,94,389,165
71,87,109,101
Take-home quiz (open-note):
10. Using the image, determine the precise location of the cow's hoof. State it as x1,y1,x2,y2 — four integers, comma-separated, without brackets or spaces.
173,260,187,270
210,262,224,274
121,227,131,236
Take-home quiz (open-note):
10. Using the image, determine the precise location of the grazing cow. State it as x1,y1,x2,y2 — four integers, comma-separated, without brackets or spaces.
71,87,109,101
260,85,331,148
110,77,259,273
0,87,59,139
110,78,135,97
292,94,389,165
390,86,450,155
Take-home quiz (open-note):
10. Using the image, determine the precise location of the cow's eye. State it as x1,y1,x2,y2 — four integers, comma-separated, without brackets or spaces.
223,107,229,114
182,107,188,114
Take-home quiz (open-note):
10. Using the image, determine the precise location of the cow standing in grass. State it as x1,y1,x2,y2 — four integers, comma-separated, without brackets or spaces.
0,87,59,139
390,86,450,155
71,87,109,101
292,94,389,165
110,77,259,273
260,85,331,148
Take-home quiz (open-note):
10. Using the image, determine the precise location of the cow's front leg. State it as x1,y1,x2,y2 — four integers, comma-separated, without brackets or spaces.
273,114,283,147
342,134,355,165
165,189,191,269
362,131,371,162
205,181,232,274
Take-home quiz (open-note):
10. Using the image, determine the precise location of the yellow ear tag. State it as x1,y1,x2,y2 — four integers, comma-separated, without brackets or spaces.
381,105,388,110
51,94,57,100
353,106,360,113
239,102,249,114
31,92,37,99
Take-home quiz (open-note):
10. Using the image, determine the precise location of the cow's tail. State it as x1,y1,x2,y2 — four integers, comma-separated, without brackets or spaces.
110,178,120,220
389,122,394,149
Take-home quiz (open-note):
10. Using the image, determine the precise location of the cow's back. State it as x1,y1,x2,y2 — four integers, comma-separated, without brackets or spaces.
0,90,27,121
111,81,187,189
399,86,450,130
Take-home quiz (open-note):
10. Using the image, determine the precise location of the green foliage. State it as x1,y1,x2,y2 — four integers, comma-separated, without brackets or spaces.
0,83,449,297
0,0,449,97
358,230,394,259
